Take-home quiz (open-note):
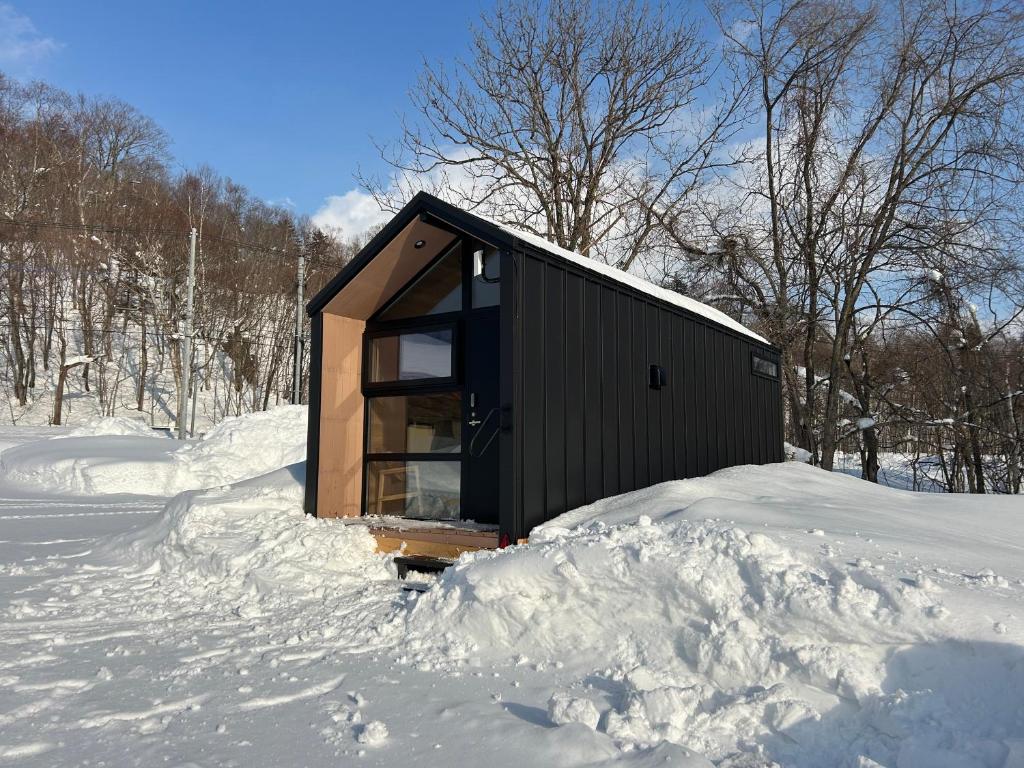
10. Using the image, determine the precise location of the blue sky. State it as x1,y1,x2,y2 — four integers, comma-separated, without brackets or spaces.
2,1,489,230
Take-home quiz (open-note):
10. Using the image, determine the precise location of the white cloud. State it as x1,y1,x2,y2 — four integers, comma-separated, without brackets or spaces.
0,4,61,74
311,189,391,237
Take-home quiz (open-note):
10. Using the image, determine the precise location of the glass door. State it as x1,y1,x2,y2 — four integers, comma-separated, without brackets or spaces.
363,325,462,520
360,237,501,523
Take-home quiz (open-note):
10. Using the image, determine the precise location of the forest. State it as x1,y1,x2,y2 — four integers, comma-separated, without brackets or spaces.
3,0,1023,493
0,73,362,431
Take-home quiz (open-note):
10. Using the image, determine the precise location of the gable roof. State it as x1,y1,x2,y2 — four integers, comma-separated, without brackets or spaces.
307,192,769,345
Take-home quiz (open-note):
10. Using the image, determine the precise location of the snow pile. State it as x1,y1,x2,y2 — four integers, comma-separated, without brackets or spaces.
0,405,308,497
173,405,309,490
59,414,162,439
784,441,812,462
405,519,923,762
400,465,1024,766
107,463,394,601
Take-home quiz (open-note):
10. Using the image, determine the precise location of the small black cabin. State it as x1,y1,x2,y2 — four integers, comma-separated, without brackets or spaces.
304,193,782,548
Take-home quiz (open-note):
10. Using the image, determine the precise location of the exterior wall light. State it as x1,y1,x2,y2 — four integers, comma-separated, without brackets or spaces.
650,364,666,390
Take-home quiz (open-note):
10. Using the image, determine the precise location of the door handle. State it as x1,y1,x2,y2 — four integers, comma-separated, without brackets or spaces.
468,418,482,426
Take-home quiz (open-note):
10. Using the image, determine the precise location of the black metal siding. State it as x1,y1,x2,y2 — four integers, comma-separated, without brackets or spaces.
512,249,783,538
303,313,324,516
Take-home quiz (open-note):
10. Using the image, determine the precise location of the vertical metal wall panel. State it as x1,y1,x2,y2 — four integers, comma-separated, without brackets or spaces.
755,353,767,464
683,319,698,478
544,264,567,519
692,321,708,479
521,255,547,532
727,337,742,466
657,305,672,482
725,337,738,465
717,334,731,470
708,324,718,470
773,351,785,460
709,324,720,470
751,350,762,465
633,301,650,488
717,333,730,470
671,315,686,478
583,280,604,502
601,286,620,497
659,309,671,479
645,303,661,484
512,246,785,534
564,273,587,510
303,313,324,516
720,334,730,467
617,292,635,491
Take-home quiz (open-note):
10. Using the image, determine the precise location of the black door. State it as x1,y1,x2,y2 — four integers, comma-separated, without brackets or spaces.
463,308,500,524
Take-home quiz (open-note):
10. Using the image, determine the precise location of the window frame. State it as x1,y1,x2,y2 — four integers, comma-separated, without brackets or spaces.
750,350,780,380
362,319,460,393
363,457,463,520
359,232,505,520
365,390,463,456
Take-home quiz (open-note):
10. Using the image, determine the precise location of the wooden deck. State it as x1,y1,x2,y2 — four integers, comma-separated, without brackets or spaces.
361,521,500,559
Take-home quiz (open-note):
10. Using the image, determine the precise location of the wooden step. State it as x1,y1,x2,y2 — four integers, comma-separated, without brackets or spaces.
366,523,499,559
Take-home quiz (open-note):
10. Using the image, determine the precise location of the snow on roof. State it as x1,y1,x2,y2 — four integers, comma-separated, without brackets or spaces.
485,217,769,345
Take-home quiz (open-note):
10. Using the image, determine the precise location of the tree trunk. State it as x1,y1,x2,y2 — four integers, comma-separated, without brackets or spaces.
862,426,880,483
53,358,90,426
137,309,148,411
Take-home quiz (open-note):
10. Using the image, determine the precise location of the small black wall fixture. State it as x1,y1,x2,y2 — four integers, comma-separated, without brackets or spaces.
649,364,666,390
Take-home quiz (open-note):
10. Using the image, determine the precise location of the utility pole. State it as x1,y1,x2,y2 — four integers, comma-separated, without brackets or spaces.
292,246,305,404
177,227,197,439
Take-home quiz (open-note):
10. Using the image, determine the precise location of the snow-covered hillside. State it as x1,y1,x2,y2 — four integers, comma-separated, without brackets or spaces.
0,415,1021,767
1,311,300,434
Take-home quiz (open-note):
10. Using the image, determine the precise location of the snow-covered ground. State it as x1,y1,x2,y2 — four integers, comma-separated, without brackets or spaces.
0,415,1022,767
0,407,307,496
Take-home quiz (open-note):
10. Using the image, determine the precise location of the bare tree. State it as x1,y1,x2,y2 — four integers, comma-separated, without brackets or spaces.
701,0,1024,472
362,0,740,266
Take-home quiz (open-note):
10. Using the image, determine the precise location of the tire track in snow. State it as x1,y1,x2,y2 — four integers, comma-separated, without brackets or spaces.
0,499,164,508
0,510,160,520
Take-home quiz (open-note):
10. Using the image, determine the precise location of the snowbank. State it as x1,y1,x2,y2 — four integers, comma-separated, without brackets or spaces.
172,405,309,490
0,405,308,496
534,463,1024,582
59,414,162,439
404,519,924,762
398,464,1024,766
107,462,394,600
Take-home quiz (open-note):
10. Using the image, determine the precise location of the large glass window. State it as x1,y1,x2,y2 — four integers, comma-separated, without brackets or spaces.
369,328,454,383
366,460,460,519
378,243,462,320
368,393,461,454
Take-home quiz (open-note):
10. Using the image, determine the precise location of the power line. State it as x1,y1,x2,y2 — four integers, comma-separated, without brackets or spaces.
2,219,347,270
0,321,301,353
